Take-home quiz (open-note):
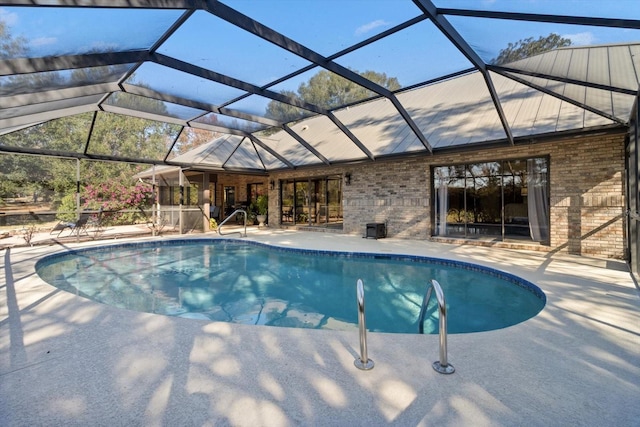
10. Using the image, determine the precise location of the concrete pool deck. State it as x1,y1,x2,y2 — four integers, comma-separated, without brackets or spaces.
1,229,639,426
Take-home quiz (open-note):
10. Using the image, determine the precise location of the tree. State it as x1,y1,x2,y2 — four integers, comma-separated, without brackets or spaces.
491,33,572,65
0,20,27,58
265,90,306,123
298,70,400,109
172,127,221,155
0,20,174,217
265,69,401,123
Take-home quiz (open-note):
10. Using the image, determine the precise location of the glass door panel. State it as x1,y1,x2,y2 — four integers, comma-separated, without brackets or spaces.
294,181,309,224
503,160,529,239
327,177,342,224
311,178,326,225
465,162,501,238
281,180,294,224
445,177,466,237
224,186,235,218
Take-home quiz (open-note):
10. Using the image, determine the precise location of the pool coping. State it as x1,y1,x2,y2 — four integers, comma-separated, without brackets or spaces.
2,230,640,426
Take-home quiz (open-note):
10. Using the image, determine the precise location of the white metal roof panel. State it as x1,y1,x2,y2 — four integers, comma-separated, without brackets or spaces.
549,49,571,78
255,130,326,167
492,73,532,137
253,144,289,170
516,49,546,74
507,43,640,95
631,45,640,85
556,101,586,132
172,134,244,167
224,138,265,170
531,92,563,135
288,115,368,162
612,92,636,120
582,108,615,129
565,46,590,83
397,72,506,149
333,98,424,157
508,82,545,137
585,85,614,118
609,45,639,90
587,47,611,89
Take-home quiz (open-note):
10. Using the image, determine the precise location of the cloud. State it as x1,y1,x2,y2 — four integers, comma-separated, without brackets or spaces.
31,37,57,47
90,41,120,52
563,31,597,46
355,19,390,37
0,8,19,26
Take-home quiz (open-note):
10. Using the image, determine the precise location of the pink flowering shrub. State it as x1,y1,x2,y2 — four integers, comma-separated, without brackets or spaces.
83,182,154,225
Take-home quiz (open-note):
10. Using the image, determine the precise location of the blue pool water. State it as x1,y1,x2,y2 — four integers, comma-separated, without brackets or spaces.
35,239,545,334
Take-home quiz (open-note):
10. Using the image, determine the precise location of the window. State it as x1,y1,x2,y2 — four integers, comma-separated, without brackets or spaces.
433,157,549,242
247,183,264,204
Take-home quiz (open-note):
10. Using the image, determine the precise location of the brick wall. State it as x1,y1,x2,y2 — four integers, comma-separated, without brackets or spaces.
268,131,627,259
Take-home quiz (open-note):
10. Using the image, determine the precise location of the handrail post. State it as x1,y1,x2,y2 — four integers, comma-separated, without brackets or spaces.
418,279,455,374
217,209,247,237
354,279,374,370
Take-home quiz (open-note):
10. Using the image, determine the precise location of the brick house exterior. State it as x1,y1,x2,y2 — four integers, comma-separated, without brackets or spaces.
267,130,626,259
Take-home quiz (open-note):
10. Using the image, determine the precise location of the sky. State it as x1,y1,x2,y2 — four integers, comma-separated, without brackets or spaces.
2,0,640,116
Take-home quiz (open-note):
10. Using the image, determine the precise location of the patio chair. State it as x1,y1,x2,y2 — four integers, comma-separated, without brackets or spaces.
68,214,90,236
51,213,90,237
50,220,74,236
87,207,104,232
282,206,293,221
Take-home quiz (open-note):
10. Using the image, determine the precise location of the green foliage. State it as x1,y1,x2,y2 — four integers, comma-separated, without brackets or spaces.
245,204,257,224
491,33,572,65
255,194,269,215
88,110,180,159
0,102,170,217
265,90,306,123
298,70,400,109
57,194,78,222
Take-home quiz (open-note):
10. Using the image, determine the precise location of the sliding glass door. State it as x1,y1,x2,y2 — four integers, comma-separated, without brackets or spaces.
280,175,342,227
433,157,549,242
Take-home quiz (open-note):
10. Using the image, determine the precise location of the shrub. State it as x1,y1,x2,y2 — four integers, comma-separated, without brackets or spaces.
256,194,268,215
56,194,78,222
82,182,154,225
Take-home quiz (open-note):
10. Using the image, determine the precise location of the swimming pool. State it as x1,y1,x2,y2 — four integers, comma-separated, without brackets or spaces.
35,239,545,334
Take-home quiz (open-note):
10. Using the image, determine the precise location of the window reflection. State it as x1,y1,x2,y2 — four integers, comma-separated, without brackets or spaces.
433,157,549,242
280,175,342,227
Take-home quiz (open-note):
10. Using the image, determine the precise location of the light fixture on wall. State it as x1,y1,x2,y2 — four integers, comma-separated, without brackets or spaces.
344,172,351,186
269,180,275,190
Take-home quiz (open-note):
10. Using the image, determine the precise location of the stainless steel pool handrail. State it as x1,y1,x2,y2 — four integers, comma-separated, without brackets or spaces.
418,279,455,374
217,209,247,237
354,279,374,370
